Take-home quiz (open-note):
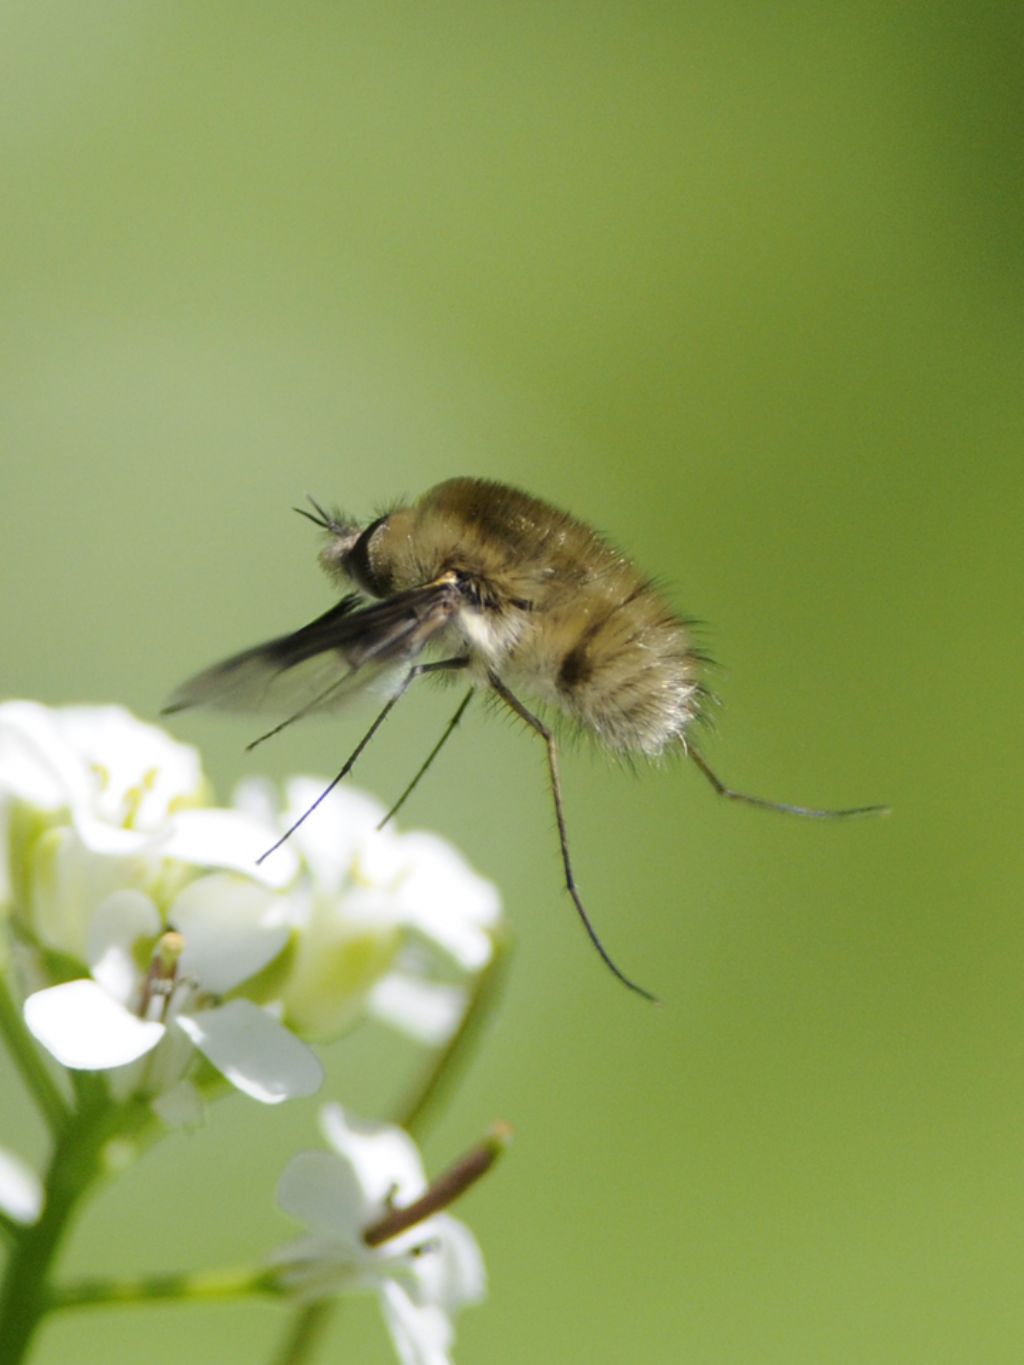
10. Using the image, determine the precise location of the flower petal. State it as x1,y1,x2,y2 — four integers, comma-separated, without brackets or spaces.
319,1104,426,1208
380,1278,455,1365
365,974,467,1046
270,1232,379,1299
277,778,403,893
0,702,89,810
276,1150,368,1248
162,808,298,888
57,705,205,831
28,824,155,962
395,834,500,971
175,999,322,1104
24,979,164,1068
0,1147,42,1225
171,875,290,993
87,889,161,1003
412,1214,487,1314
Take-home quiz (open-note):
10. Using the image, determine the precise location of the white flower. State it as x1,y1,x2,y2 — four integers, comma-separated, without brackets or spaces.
1,703,503,1110
241,777,502,1046
0,701,295,962
274,1105,486,1365
23,877,322,1105
0,701,206,837
0,703,314,1107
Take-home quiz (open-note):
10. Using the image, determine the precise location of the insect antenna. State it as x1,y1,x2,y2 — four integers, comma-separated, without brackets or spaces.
687,746,889,819
293,494,346,535
377,689,475,831
488,673,659,1004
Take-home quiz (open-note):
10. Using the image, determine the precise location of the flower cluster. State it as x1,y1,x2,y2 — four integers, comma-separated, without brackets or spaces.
0,702,505,1363
0,701,500,1115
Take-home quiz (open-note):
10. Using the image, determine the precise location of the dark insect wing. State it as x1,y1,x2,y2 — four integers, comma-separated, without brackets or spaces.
163,595,366,716
164,580,461,717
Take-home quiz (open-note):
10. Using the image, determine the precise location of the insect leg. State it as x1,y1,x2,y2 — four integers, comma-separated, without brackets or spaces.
687,747,889,819
257,657,470,864
487,673,658,1004
377,688,475,832
246,674,355,751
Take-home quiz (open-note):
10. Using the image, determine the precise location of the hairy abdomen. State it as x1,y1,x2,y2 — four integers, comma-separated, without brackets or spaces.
513,577,703,757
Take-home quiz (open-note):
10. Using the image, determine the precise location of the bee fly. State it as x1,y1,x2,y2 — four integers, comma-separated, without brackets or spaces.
165,477,886,1002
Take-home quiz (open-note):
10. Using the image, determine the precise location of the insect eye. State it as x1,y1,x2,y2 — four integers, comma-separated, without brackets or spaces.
347,516,392,596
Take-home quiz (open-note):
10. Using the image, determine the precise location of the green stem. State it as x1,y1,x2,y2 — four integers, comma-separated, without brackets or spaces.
48,1264,281,1312
0,1094,149,1363
398,928,511,1138
269,1302,335,1365
0,973,69,1136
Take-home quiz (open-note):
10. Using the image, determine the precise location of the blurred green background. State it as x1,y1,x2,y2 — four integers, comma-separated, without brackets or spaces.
2,2,1021,1361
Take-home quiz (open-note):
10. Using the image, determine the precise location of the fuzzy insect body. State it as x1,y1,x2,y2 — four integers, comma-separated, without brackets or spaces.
167,477,885,1002
320,478,703,755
